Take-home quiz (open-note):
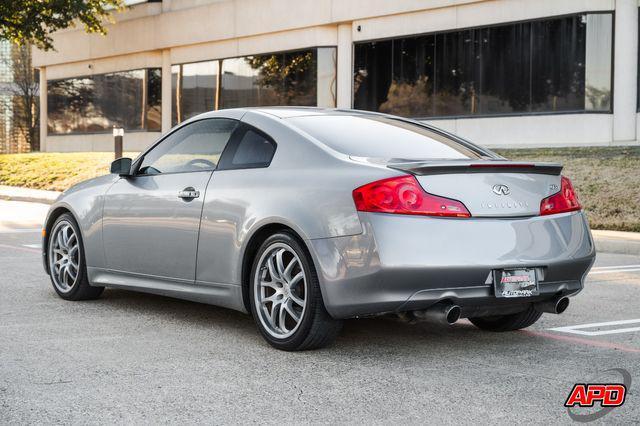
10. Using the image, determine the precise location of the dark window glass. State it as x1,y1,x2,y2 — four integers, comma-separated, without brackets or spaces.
219,49,318,109
530,16,586,112
231,129,276,166
171,61,218,126
354,40,392,112
478,23,531,114
139,119,237,175
47,68,161,135
146,68,162,131
287,115,483,159
171,65,179,126
171,48,337,125
381,36,436,117
353,13,610,118
434,29,480,116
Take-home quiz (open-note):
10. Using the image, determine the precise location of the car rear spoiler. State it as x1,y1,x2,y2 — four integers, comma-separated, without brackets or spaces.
387,160,563,176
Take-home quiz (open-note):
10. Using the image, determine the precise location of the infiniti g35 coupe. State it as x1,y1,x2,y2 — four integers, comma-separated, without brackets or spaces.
43,107,595,350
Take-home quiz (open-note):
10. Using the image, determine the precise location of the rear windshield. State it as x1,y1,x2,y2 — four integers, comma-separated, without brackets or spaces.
287,115,484,159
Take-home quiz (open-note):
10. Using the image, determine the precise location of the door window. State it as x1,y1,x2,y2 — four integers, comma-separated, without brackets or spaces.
138,119,237,175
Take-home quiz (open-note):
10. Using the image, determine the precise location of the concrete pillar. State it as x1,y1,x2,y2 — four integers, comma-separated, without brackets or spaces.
336,23,353,109
39,67,47,152
161,49,172,133
613,0,638,142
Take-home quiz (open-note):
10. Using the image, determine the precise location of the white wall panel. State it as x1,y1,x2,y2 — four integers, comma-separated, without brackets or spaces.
424,114,614,147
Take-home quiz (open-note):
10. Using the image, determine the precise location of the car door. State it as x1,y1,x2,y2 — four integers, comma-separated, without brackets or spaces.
195,123,277,287
102,118,238,282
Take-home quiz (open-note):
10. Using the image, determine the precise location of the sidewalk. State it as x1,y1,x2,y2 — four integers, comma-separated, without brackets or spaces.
0,185,638,256
591,230,640,257
0,185,60,204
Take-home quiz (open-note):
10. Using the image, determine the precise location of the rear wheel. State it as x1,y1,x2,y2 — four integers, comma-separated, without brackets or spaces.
47,213,104,301
249,232,342,351
469,305,542,332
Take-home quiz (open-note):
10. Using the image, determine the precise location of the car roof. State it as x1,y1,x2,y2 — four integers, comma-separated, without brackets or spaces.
220,106,376,119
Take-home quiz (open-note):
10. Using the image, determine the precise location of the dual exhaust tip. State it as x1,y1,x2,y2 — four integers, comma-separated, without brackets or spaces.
408,295,570,325
411,303,461,325
535,295,570,315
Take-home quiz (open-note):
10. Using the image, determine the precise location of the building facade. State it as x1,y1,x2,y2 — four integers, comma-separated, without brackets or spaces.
33,0,640,152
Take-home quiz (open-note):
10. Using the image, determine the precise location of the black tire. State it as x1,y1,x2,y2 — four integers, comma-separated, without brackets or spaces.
249,231,342,351
469,305,542,332
47,213,104,301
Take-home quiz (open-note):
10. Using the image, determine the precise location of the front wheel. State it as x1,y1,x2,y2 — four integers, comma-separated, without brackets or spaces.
47,213,104,301
469,305,542,332
249,232,342,351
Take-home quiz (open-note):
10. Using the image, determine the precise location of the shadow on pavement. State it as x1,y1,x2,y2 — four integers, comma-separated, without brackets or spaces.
91,287,547,355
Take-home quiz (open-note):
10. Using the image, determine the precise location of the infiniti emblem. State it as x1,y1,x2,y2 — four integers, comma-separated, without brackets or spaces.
492,184,510,195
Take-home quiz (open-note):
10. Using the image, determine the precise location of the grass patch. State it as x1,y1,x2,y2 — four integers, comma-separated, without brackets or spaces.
1,147,639,232
495,146,640,233
0,152,137,192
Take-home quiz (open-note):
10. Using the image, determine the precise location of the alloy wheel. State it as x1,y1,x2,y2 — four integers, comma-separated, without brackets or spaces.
49,220,80,293
254,242,307,339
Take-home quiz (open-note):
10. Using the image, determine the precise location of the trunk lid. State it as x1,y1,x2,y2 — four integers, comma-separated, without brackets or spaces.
386,159,563,218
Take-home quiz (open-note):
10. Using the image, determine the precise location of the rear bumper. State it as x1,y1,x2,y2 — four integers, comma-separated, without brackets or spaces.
309,211,595,319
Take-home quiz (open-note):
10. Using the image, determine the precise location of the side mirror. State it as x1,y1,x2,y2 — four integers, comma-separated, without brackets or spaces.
110,157,133,177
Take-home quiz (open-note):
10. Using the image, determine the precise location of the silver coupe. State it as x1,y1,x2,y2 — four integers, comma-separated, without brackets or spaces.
43,108,595,350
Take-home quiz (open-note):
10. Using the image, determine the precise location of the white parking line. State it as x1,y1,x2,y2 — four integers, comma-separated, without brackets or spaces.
589,264,640,275
549,319,640,336
590,268,640,275
591,264,640,270
23,244,41,249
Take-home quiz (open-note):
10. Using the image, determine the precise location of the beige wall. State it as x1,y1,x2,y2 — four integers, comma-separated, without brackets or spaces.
33,0,486,67
425,114,614,148
353,0,614,42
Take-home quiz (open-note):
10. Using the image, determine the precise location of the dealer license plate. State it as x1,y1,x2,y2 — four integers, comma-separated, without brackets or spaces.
494,268,539,298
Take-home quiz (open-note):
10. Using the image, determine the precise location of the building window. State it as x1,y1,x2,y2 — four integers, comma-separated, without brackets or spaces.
172,61,219,126
353,13,612,119
47,68,161,135
172,47,336,125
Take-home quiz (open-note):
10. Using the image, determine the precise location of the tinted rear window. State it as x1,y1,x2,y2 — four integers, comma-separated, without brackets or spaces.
232,130,275,166
287,115,483,159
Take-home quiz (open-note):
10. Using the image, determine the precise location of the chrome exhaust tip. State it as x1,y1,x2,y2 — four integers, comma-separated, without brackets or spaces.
536,296,570,314
412,303,461,325
444,304,461,324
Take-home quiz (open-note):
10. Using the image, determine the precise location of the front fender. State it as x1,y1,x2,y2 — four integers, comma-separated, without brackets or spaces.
42,175,118,274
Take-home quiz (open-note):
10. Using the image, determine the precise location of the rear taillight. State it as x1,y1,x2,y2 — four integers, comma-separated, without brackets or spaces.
540,176,581,216
352,175,471,218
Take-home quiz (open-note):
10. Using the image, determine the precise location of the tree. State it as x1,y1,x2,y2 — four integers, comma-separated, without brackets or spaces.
245,51,316,105
0,0,123,51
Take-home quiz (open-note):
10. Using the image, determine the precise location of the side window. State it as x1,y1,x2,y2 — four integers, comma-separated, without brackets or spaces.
218,127,276,170
138,119,237,175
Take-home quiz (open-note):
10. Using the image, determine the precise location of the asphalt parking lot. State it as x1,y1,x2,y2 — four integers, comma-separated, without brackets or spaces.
0,199,638,424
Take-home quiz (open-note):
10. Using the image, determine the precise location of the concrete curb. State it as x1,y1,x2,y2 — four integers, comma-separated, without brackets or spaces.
592,230,640,257
0,185,60,205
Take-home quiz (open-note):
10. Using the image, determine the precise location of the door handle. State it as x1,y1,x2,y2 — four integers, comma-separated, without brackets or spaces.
178,187,200,199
